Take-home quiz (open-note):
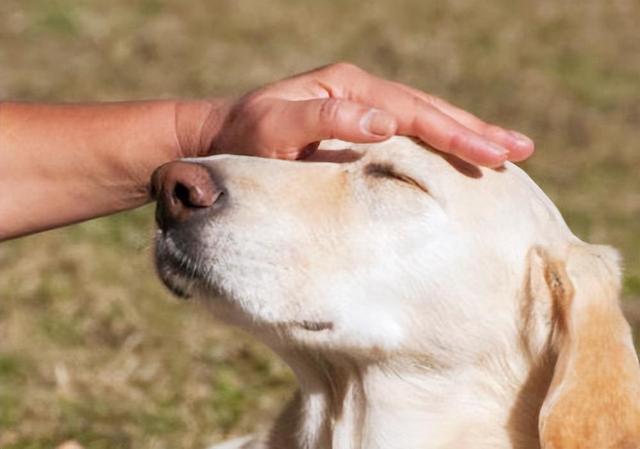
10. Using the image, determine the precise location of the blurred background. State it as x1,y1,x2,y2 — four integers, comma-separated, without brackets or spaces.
0,0,638,448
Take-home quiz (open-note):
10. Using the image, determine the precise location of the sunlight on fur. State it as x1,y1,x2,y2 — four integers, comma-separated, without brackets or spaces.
154,137,640,449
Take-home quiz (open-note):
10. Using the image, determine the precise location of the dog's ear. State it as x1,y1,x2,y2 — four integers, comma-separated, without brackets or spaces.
532,244,640,448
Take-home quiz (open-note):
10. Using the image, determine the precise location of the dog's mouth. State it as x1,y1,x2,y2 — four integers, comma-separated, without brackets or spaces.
293,320,334,332
154,231,337,337
154,232,211,300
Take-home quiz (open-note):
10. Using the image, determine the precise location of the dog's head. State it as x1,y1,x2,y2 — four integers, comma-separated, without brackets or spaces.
152,137,563,354
153,137,640,447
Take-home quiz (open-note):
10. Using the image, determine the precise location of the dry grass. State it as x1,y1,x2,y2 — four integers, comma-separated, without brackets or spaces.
1,0,639,448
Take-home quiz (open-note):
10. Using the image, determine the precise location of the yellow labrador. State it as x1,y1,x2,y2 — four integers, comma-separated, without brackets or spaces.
152,137,640,449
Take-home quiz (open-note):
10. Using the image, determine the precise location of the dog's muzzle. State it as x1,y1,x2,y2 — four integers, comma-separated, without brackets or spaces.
151,161,226,298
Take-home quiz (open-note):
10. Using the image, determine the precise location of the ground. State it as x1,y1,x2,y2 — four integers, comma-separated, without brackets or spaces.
0,0,639,448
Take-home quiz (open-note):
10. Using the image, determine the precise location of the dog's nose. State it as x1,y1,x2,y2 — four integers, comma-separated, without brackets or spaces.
151,161,223,229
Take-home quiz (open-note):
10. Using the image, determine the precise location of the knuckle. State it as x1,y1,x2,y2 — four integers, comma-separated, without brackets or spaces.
318,98,344,126
424,95,456,115
248,112,273,142
447,132,468,154
420,93,437,106
238,94,264,113
327,61,363,77
483,123,503,137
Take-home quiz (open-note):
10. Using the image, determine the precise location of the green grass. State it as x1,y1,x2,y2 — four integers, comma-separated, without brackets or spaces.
1,0,639,447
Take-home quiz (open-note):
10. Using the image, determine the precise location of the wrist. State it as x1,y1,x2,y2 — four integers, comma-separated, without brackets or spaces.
174,98,233,158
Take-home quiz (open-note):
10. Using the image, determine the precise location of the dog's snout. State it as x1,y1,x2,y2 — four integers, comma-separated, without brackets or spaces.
151,161,223,229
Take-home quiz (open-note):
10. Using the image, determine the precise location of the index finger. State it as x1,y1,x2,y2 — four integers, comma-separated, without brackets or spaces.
314,64,516,166
388,81,534,162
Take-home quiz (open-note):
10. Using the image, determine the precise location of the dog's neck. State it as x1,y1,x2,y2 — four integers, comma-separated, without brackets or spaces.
267,349,551,449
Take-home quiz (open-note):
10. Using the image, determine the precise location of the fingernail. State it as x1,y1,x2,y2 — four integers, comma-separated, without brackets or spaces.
360,109,395,137
508,130,534,148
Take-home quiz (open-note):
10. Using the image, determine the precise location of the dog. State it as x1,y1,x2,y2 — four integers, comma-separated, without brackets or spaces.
152,137,640,449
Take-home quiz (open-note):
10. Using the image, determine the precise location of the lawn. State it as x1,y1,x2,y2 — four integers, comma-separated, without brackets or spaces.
1,0,639,448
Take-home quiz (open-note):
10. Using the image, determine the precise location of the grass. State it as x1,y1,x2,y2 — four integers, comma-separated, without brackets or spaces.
1,0,639,447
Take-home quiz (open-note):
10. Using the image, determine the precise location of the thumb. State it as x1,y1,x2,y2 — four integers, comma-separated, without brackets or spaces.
266,98,397,152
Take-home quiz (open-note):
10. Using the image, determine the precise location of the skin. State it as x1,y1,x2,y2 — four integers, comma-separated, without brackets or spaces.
0,63,534,241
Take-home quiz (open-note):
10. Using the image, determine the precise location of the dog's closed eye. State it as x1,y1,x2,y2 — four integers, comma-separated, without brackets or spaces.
364,162,429,194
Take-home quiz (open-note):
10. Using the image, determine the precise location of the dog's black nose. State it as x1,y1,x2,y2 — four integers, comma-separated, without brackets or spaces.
151,161,223,229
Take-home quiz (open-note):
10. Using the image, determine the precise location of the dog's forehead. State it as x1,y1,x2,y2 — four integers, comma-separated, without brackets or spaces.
336,137,575,248
334,137,521,201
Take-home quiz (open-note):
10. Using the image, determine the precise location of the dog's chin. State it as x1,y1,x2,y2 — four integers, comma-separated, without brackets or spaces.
154,234,340,342
156,266,195,299
154,235,213,300
155,255,194,299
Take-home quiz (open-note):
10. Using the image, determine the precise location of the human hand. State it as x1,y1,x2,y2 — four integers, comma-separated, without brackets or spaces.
178,63,534,167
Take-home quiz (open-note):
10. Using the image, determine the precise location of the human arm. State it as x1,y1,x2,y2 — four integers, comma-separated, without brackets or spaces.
0,100,214,240
0,63,534,240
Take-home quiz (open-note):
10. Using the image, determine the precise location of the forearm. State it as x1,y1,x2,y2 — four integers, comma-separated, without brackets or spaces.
0,65,535,241
0,100,220,240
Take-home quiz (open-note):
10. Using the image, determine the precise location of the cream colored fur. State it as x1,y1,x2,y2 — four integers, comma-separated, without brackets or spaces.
154,137,640,449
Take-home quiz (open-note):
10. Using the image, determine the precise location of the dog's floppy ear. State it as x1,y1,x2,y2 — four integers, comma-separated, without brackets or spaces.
535,244,640,448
